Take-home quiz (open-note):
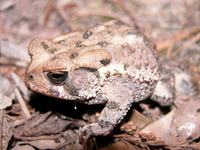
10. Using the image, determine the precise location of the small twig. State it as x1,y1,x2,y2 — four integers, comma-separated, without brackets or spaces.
156,26,200,52
173,32,200,57
14,88,31,119
14,134,62,141
76,9,132,26
55,141,74,150
166,38,176,58
57,3,74,31
43,0,56,26
114,134,132,138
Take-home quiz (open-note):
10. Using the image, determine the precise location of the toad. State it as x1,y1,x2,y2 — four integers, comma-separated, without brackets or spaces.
25,20,174,140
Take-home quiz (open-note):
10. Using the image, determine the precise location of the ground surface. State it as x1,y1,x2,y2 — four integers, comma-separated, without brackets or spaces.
0,0,200,149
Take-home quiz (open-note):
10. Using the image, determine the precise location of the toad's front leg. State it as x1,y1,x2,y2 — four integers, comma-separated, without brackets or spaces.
80,85,133,140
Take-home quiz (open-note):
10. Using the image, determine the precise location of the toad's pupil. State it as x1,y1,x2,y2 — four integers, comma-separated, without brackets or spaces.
47,71,68,84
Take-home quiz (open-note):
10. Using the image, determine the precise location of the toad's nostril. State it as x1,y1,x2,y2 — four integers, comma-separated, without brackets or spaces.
24,79,30,88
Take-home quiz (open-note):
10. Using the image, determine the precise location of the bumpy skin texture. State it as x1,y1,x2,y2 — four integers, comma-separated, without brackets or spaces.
25,20,174,140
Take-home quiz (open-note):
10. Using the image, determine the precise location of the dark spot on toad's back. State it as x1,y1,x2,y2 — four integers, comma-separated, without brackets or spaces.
125,47,135,54
124,64,130,70
107,31,112,34
127,31,141,36
105,73,110,78
161,78,170,83
100,59,110,66
76,41,82,47
70,53,78,59
83,30,93,39
144,61,149,68
48,47,58,54
97,41,108,47
135,63,142,70
115,21,126,26
41,42,49,49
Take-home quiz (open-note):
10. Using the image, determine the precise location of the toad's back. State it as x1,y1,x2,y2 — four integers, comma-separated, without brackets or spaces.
53,20,161,82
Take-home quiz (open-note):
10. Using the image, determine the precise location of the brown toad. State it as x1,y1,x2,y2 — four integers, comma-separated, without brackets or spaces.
25,20,174,140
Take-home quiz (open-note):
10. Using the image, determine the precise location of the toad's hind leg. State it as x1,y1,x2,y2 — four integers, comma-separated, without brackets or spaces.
80,85,133,140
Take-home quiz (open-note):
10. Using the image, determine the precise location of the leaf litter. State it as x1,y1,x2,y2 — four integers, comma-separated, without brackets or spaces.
0,0,200,149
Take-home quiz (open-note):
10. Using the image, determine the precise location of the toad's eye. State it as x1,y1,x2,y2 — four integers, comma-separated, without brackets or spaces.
47,71,68,84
